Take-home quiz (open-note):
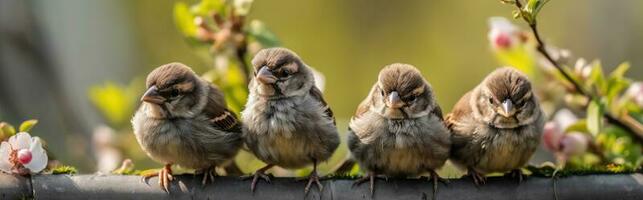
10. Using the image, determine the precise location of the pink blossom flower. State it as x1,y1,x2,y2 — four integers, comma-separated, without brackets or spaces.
0,132,48,175
543,109,579,152
552,109,578,130
542,121,563,151
560,132,588,157
626,82,643,107
488,17,525,50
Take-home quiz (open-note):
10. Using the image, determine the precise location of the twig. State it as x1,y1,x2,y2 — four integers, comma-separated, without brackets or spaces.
235,39,251,86
229,9,251,86
513,0,643,143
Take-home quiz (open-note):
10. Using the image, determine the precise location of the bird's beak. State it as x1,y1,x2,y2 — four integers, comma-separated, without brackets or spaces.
501,99,514,117
141,86,165,105
256,66,277,84
387,91,404,109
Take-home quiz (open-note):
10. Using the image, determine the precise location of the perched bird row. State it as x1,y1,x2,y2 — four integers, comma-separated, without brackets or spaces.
131,47,544,196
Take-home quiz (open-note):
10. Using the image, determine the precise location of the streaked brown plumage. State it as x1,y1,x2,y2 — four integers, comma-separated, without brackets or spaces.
242,48,339,194
348,63,450,196
131,63,243,192
446,67,544,185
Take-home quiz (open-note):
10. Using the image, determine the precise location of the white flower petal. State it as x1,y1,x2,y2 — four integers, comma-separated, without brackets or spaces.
0,142,13,173
24,139,47,173
11,132,32,150
553,109,578,130
488,17,517,33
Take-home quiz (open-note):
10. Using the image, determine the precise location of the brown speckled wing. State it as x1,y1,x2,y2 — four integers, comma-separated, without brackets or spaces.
310,86,335,125
203,85,242,132
445,91,473,132
354,85,377,119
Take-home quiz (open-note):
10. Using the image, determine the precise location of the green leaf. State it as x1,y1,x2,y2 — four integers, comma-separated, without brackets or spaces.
587,100,603,136
173,2,198,38
0,122,16,138
233,0,255,16
494,47,537,78
88,82,138,127
609,62,630,79
525,0,542,13
564,119,588,133
524,0,550,22
512,10,521,19
19,120,38,132
587,61,607,95
247,20,281,48
606,78,630,114
598,126,642,166
191,0,225,16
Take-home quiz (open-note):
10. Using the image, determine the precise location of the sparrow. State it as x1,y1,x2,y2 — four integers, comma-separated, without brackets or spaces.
446,67,544,185
241,48,340,194
347,63,451,197
131,62,243,192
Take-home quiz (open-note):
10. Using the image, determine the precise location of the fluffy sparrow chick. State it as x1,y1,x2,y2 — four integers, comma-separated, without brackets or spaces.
348,63,451,196
242,48,340,194
446,67,544,185
132,62,243,192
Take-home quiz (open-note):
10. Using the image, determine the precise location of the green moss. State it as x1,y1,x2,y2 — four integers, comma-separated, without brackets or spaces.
51,165,78,175
527,163,642,177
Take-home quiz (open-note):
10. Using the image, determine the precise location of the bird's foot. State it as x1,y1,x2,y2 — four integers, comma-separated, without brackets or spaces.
505,169,524,184
428,170,448,200
241,165,274,193
198,167,218,186
352,172,387,197
428,170,449,185
301,170,324,194
142,164,174,193
467,168,486,187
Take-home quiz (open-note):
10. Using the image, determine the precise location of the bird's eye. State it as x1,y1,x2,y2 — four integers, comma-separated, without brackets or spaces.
407,96,417,102
488,97,494,104
169,89,180,98
380,89,385,96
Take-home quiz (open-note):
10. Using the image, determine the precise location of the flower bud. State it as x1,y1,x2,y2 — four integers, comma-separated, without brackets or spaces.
552,109,578,130
560,132,588,157
542,121,563,151
488,17,521,50
626,82,643,107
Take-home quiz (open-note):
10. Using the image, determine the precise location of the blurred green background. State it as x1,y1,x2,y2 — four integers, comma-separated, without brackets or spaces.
0,0,642,173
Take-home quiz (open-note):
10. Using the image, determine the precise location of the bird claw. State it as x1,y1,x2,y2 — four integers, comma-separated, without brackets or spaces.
199,167,218,186
505,169,524,184
303,171,324,195
161,166,174,193
467,168,486,187
352,172,387,197
241,171,273,193
428,170,447,200
140,164,173,193
426,170,449,185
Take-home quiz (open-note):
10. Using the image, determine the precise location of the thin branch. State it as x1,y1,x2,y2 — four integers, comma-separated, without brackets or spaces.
529,24,589,96
513,0,643,143
235,39,251,86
